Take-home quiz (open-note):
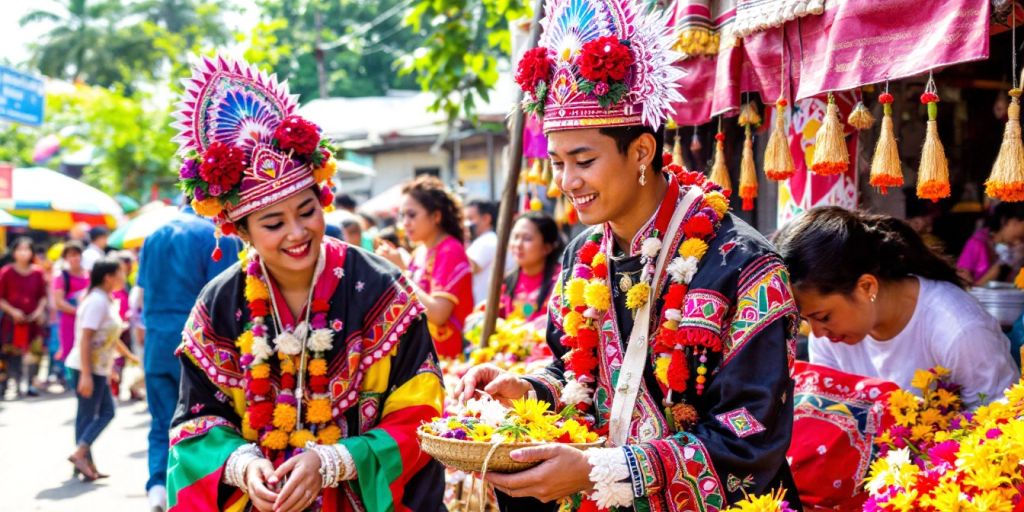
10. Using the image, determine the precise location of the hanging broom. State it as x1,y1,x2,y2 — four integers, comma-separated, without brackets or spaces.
917,79,950,202
764,98,795,181
708,131,732,193
869,91,903,194
848,101,875,130
985,88,1024,202
811,93,849,176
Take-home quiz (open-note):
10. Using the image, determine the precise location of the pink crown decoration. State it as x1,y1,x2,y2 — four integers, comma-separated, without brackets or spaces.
172,55,337,259
515,0,685,132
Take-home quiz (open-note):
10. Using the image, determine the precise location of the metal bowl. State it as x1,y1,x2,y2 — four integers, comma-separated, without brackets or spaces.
969,285,1024,327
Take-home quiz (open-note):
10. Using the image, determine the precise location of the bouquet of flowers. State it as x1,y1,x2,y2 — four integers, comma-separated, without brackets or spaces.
723,488,797,512
865,369,1024,510
419,396,602,474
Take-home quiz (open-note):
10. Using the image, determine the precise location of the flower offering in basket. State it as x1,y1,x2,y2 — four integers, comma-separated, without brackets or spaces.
418,396,603,474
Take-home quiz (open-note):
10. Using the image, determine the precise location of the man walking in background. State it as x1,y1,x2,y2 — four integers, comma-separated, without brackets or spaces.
136,205,239,512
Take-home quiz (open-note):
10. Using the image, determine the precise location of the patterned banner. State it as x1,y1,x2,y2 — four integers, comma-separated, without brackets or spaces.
776,92,859,228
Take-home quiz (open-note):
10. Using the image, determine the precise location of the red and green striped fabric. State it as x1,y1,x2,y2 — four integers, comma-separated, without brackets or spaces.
167,426,247,511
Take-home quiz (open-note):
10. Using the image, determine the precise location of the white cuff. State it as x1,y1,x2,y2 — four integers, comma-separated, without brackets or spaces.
308,443,358,488
223,443,263,489
585,447,634,509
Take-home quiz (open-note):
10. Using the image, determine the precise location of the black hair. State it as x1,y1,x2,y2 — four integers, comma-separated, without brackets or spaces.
89,226,110,241
503,212,565,314
62,240,85,258
401,175,466,245
776,206,964,295
237,185,322,233
335,193,358,210
340,218,362,231
89,256,122,292
377,226,402,248
466,199,498,227
984,201,1024,233
9,236,35,257
598,125,665,174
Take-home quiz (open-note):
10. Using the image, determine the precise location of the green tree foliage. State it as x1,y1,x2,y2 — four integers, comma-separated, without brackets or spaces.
45,85,177,198
0,124,36,167
251,0,422,99
400,0,530,122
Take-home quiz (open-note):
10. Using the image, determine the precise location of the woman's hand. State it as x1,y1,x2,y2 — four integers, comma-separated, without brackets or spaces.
244,458,279,512
272,450,324,512
77,373,94,398
9,310,26,324
455,363,532,404
485,444,594,502
375,242,406,271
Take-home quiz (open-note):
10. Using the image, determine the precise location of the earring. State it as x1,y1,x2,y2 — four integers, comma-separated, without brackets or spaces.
870,293,877,303
639,164,647,186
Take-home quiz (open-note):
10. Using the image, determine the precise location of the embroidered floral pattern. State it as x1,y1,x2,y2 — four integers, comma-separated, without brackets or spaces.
715,408,766,438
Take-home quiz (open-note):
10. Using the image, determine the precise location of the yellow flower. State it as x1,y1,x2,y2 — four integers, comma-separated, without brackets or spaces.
236,331,255,354
704,191,729,219
591,252,607,268
911,369,936,392
261,429,290,450
654,356,670,387
470,423,495,442
936,388,960,409
511,397,550,425
250,363,271,379
875,430,893,447
893,408,918,427
1004,380,1024,404
583,281,611,311
564,311,583,337
885,489,919,512
724,489,790,512
191,197,223,217
923,482,962,511
242,412,259,441
625,282,651,310
887,390,918,416
679,238,709,260
1016,268,1024,289
245,275,270,302
306,398,333,425
290,429,317,449
932,366,951,378
308,358,328,377
966,490,1014,512
566,278,587,307
313,157,337,183
919,408,944,427
273,403,298,431
318,424,342,445
910,423,933,442
279,354,296,374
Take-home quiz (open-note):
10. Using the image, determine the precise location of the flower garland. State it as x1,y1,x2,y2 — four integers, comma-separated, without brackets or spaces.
238,253,342,453
558,174,727,423
516,47,552,116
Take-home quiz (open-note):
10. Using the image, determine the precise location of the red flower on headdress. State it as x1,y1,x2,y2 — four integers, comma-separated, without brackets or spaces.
578,36,634,83
274,116,321,156
515,47,552,93
199,142,246,193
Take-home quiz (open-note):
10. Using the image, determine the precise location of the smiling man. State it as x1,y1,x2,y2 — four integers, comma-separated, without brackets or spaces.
455,0,802,509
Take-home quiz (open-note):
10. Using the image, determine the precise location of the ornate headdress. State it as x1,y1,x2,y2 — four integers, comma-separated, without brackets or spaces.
172,55,337,259
515,0,685,133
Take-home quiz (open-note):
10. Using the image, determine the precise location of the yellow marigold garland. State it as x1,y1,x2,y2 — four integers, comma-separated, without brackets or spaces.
307,398,333,425
250,363,270,379
272,403,298,431
191,197,224,217
679,238,709,260
308,358,328,376
583,281,611,311
566,278,587,306
262,429,289,451
625,281,651,310
318,424,342,445
289,429,317,449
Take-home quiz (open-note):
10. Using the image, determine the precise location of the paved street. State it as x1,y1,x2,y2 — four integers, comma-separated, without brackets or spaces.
0,388,151,511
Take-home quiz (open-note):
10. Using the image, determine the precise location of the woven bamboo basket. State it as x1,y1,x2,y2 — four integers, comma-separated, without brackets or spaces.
418,427,605,473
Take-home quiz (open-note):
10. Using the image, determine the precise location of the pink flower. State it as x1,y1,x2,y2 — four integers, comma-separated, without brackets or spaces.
573,264,594,280
331,319,344,331
594,81,609,96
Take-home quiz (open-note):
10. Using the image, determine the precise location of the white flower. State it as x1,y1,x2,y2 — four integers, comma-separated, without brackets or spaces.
293,322,309,342
251,336,273,361
665,308,682,322
275,332,303,355
585,448,629,483
333,267,345,279
464,397,508,427
640,237,662,259
561,379,593,406
888,447,912,467
308,329,334,352
583,307,601,320
591,482,634,509
667,256,699,284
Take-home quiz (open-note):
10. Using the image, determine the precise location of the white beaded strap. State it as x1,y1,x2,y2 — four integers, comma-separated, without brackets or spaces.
585,447,634,509
336,444,358,481
224,443,264,489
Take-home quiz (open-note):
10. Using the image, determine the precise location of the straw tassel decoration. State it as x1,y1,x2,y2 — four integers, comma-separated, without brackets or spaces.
739,127,758,210
737,103,761,211
848,101,875,130
869,91,904,194
811,93,849,176
708,131,732,194
986,89,1024,201
690,129,702,155
672,130,685,169
764,98,795,181
917,80,950,202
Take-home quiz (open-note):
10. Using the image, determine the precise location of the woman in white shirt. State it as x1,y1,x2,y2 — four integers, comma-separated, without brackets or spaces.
65,257,139,481
776,206,1019,409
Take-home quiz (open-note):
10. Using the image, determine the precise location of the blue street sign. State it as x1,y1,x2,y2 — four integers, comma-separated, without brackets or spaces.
0,65,45,126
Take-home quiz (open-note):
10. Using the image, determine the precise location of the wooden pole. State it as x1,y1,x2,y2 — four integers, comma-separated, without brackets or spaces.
480,0,545,346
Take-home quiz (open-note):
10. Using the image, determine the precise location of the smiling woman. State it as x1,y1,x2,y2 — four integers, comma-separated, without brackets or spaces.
165,55,445,512
775,206,1019,409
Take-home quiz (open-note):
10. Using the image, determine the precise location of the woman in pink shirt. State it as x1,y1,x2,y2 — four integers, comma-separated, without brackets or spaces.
500,213,563,325
957,202,1024,285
